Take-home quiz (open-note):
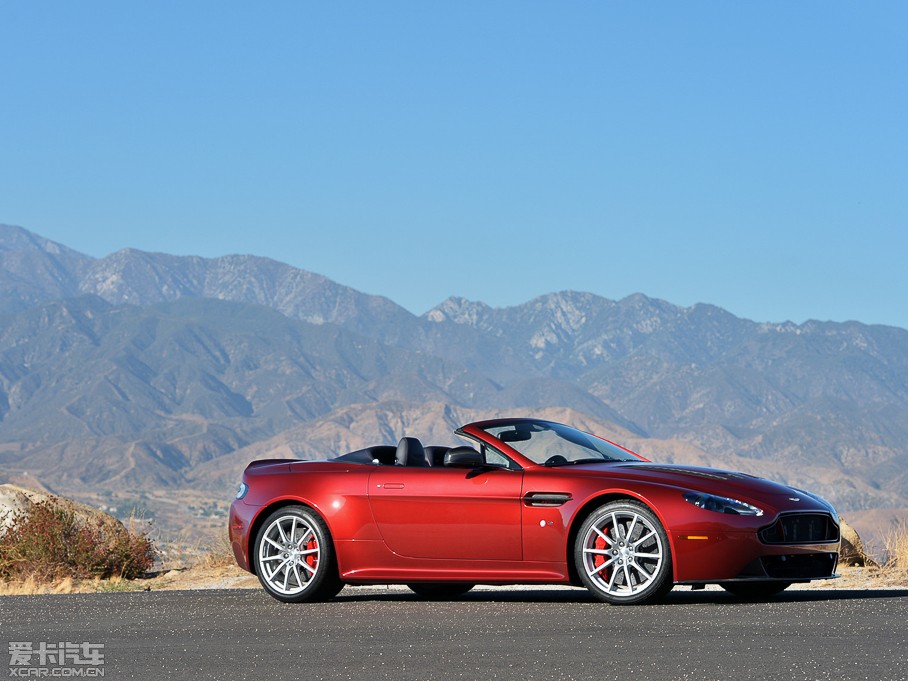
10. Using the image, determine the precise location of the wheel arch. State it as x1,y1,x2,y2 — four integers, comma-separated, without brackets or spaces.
247,498,332,577
565,491,676,586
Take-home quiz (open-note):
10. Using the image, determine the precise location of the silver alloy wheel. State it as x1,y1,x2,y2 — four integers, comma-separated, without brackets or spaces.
257,513,320,595
580,507,665,599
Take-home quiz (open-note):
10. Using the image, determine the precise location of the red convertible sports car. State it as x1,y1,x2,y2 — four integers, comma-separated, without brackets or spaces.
229,418,840,605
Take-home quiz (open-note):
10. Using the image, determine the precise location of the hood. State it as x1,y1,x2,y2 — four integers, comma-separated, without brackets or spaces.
572,461,831,511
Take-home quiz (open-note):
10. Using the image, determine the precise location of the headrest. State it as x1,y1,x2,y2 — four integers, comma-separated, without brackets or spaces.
395,437,428,467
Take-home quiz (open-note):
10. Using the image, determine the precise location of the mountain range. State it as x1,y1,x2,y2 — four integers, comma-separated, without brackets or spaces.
1,223,906,545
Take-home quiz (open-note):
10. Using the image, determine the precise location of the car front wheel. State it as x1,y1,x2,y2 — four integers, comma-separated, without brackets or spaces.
253,505,343,603
575,500,673,605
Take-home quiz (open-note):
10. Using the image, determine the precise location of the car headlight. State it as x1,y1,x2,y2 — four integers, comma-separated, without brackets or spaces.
235,482,248,500
683,492,763,516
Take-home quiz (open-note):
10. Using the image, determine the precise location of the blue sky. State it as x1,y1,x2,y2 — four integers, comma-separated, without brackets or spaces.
2,2,906,328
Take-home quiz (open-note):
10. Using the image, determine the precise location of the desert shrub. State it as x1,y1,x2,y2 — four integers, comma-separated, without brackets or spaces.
0,499,156,582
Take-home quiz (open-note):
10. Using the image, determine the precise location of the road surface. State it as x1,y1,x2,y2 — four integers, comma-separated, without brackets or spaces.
1,586,906,680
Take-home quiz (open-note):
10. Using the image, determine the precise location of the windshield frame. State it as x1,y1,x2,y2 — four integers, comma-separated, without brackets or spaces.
470,419,646,467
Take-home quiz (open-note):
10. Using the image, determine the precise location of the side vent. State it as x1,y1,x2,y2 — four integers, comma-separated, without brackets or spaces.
523,492,572,507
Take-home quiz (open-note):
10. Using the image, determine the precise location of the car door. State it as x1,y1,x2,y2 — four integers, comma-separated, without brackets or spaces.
368,466,524,560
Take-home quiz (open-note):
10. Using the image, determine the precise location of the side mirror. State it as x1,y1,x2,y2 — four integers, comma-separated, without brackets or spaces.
443,446,483,468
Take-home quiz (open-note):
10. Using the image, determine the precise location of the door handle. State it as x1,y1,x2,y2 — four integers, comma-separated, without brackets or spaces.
381,483,405,489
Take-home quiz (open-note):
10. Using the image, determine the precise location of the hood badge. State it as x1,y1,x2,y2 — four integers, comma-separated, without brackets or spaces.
788,497,801,502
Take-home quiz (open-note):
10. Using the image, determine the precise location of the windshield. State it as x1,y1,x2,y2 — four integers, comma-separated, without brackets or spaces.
480,420,642,466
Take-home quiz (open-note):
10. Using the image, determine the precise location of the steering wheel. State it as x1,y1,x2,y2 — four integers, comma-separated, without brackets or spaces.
544,454,568,466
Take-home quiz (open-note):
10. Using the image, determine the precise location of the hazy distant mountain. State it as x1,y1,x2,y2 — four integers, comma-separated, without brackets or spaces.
81,248,422,342
0,225,94,315
0,224,418,338
0,295,497,487
1,223,907,538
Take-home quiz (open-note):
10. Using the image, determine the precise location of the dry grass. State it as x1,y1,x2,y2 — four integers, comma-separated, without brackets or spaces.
882,519,908,570
0,575,69,596
193,532,236,570
153,528,236,573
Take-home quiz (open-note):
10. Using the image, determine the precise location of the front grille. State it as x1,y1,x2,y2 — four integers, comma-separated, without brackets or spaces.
759,513,839,544
761,553,838,579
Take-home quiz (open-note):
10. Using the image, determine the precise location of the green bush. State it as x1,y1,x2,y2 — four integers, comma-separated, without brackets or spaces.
0,499,156,581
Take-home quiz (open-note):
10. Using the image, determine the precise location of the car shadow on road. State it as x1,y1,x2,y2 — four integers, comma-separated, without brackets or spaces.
667,589,908,604
667,588,908,604
335,586,596,604
333,585,908,605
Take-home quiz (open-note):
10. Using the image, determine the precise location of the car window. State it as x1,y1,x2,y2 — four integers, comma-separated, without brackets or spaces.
483,421,640,465
482,444,520,470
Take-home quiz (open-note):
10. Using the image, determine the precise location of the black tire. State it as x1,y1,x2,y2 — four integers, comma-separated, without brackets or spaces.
253,505,343,603
574,500,673,605
406,583,475,599
720,581,792,599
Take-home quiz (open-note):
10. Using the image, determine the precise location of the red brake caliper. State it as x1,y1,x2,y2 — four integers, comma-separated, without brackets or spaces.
305,538,318,569
593,531,608,577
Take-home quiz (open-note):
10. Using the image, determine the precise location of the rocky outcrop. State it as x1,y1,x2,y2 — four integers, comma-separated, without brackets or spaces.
0,484,115,536
839,518,874,567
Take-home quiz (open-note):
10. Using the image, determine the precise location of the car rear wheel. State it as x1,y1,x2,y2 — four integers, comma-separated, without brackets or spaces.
575,500,673,605
406,583,475,599
720,581,792,599
253,505,343,603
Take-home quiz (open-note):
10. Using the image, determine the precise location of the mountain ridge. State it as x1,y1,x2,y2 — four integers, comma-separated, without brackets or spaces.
1,224,906,541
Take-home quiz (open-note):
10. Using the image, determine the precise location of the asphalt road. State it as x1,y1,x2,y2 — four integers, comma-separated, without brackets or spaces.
1,586,906,681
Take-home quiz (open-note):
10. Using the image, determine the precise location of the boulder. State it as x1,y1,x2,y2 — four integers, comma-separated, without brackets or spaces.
839,517,872,567
0,484,117,536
